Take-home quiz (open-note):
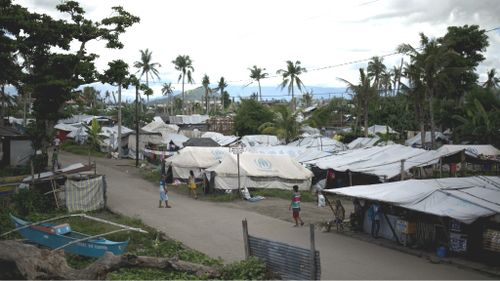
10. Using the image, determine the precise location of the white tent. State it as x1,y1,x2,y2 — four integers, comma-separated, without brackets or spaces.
288,135,347,152
324,176,500,224
365,125,397,135
169,114,209,125
308,144,441,181
241,135,280,147
405,131,449,147
246,145,331,163
210,153,313,191
201,132,239,146
436,145,499,159
166,146,230,179
347,136,380,150
141,117,179,134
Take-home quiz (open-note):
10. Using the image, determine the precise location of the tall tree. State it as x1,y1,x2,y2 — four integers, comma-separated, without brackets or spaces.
215,77,228,110
161,82,174,115
338,68,376,137
401,62,427,146
367,56,387,92
233,98,274,136
301,90,313,108
483,69,500,90
172,55,194,114
259,105,300,143
202,74,210,114
134,49,160,103
276,60,307,112
248,65,268,102
101,60,130,158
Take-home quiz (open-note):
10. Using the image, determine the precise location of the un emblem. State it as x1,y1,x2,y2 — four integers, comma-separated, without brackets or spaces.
256,158,271,170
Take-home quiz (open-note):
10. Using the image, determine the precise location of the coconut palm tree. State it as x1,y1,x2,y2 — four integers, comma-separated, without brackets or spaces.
172,55,195,114
259,105,300,143
248,65,268,102
134,49,161,103
402,61,427,147
215,77,228,110
277,60,307,112
301,90,313,108
202,74,210,114
483,69,500,90
367,56,386,92
161,82,174,115
338,68,376,137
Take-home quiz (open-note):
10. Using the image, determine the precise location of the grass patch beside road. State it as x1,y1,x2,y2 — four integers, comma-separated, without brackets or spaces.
60,139,107,158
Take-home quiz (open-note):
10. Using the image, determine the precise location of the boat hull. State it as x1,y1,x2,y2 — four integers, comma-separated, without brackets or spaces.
11,215,128,258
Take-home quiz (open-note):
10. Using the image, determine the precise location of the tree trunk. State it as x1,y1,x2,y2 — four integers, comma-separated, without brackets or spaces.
117,83,122,158
258,80,262,102
205,88,208,115
182,75,185,114
364,98,369,137
428,88,436,149
146,73,149,103
291,81,295,112
0,240,219,280
1,84,5,126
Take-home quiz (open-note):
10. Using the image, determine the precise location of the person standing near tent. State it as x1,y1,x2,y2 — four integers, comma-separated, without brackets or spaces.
188,170,198,200
51,148,60,171
369,202,381,238
159,175,171,208
289,185,304,227
333,200,345,231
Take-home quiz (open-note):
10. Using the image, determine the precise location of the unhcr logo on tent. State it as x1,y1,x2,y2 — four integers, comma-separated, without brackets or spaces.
255,158,272,170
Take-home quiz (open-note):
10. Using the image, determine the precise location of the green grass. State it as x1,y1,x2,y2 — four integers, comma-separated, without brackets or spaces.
60,139,107,158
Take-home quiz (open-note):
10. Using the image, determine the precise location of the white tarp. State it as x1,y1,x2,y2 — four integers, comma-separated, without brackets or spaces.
141,118,179,134
201,132,239,146
241,135,280,147
324,176,500,224
210,153,313,190
246,145,331,163
288,135,347,152
365,125,397,135
405,131,449,147
309,144,440,181
436,145,500,159
166,146,230,179
347,136,380,150
169,114,209,125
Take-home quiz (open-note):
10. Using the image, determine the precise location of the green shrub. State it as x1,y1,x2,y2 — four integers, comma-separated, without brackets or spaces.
11,188,53,216
220,257,267,280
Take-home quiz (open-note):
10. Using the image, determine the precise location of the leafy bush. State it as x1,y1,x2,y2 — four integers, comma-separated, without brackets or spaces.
220,257,267,280
11,188,53,216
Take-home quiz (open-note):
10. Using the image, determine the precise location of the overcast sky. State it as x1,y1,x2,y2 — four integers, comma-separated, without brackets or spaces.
15,0,500,101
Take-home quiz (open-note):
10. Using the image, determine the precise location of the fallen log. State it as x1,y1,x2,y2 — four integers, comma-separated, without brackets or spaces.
0,240,219,280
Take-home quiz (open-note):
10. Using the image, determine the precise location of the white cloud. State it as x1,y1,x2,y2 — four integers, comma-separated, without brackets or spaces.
13,0,500,100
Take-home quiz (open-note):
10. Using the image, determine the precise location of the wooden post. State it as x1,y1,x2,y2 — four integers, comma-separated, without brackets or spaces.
242,219,250,259
135,84,139,167
400,159,405,181
460,150,466,176
439,158,442,178
348,170,353,186
50,180,60,209
383,213,399,244
309,224,317,280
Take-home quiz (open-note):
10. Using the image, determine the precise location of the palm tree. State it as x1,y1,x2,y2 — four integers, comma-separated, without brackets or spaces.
134,49,161,103
259,105,300,143
215,77,228,110
161,82,174,115
172,55,195,114
277,60,307,112
202,74,210,114
402,61,427,147
301,90,313,108
380,72,393,97
367,56,387,92
392,58,404,96
483,69,500,90
248,65,268,102
338,68,376,137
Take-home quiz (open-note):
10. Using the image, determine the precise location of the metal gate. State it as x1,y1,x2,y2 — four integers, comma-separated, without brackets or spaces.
242,220,321,280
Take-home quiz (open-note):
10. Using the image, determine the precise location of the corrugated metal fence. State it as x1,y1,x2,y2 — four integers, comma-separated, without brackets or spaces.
243,220,321,280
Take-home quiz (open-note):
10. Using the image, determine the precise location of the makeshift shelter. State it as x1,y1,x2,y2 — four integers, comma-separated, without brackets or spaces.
201,132,239,146
141,117,179,134
99,125,134,152
169,114,209,125
246,145,331,164
405,131,449,148
165,146,230,179
347,136,380,150
127,132,187,160
183,138,220,147
288,135,347,153
240,135,280,147
365,125,397,135
65,175,106,212
0,126,32,167
209,153,313,191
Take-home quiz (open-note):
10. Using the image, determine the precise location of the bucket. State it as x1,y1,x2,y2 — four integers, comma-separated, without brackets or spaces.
436,246,447,258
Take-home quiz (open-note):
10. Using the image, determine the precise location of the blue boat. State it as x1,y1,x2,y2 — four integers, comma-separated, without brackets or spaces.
10,214,129,258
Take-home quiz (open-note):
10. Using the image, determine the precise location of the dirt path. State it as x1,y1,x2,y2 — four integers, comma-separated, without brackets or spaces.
59,152,490,280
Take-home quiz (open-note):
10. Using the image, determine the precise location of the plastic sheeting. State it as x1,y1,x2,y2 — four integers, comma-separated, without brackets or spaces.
246,145,331,163
365,125,397,135
166,146,230,179
210,153,313,190
323,176,500,224
347,136,380,150
201,132,239,146
241,135,280,147
288,135,347,152
65,175,106,212
405,131,449,147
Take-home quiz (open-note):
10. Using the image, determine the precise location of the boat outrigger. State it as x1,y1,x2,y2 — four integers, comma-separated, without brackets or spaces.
3,214,147,258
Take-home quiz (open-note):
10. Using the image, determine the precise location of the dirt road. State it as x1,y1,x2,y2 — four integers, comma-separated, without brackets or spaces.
60,152,490,279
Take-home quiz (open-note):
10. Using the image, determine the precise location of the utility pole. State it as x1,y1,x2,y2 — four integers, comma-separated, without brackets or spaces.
135,84,139,167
